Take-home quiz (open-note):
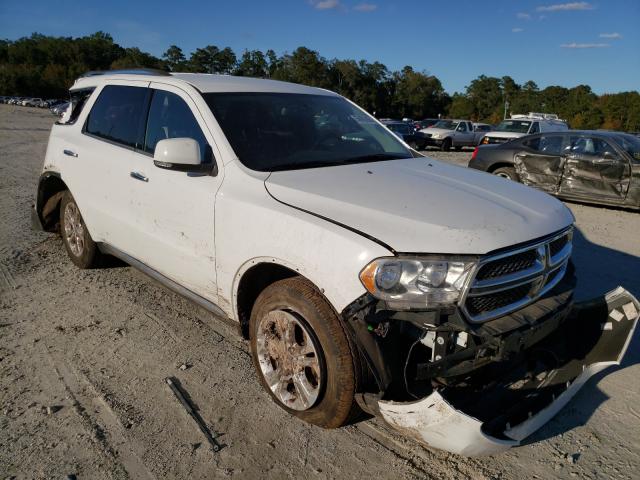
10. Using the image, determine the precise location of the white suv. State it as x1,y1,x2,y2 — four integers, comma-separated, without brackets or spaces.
32,70,637,456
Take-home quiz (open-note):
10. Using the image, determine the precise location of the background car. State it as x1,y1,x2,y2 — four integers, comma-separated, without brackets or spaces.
419,119,485,151
382,120,428,149
469,130,640,209
480,113,568,145
413,118,439,132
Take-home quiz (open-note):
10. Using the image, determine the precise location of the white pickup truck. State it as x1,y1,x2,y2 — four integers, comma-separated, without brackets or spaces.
32,70,638,456
420,119,486,150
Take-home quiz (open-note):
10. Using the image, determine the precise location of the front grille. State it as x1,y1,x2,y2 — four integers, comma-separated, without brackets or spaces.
475,250,537,280
462,228,573,322
466,283,534,316
549,235,568,257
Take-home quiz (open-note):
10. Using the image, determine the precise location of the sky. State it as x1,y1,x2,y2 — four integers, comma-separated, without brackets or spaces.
1,0,638,94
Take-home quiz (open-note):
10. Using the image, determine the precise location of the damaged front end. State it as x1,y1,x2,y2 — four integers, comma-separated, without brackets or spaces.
343,258,638,455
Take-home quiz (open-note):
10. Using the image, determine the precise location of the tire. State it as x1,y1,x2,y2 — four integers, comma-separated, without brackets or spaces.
60,191,99,268
441,138,452,151
454,146,462,151
493,166,519,182
249,277,361,428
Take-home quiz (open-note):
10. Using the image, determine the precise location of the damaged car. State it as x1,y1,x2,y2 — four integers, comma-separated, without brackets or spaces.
32,70,639,456
469,130,640,209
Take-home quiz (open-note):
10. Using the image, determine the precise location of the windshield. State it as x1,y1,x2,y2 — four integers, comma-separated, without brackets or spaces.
617,134,640,161
432,120,458,130
495,120,532,133
203,93,411,171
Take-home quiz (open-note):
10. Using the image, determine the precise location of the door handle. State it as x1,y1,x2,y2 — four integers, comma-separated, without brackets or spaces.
63,149,78,157
130,171,149,182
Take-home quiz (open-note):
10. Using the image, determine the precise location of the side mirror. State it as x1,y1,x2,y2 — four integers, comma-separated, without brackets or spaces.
153,138,216,174
603,151,616,160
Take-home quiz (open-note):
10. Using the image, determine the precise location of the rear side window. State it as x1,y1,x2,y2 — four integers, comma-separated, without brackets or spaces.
144,90,209,162
85,85,149,149
59,88,95,125
523,135,563,155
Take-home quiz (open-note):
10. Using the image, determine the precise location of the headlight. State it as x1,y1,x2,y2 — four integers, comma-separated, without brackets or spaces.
359,257,477,310
432,134,442,139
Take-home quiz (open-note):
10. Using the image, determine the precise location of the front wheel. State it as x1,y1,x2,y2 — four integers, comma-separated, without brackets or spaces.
249,277,360,428
441,138,452,151
493,166,519,182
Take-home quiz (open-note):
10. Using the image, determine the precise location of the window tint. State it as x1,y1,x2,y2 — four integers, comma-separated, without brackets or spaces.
85,85,149,148
568,136,619,159
529,122,540,134
523,135,563,155
457,123,467,132
144,90,209,162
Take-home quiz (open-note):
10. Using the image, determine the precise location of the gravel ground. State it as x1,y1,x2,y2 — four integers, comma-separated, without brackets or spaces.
1,104,639,479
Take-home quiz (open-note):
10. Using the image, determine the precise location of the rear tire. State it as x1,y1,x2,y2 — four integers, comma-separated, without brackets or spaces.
493,166,518,182
441,138,452,151
60,191,99,268
249,277,361,428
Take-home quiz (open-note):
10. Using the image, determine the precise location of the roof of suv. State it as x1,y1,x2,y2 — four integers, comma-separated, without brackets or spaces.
72,71,336,96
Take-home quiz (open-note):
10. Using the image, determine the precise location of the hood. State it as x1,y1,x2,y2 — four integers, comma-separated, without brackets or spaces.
420,128,452,136
265,158,574,254
486,131,525,139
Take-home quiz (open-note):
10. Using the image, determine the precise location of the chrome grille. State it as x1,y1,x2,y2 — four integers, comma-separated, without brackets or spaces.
461,228,573,323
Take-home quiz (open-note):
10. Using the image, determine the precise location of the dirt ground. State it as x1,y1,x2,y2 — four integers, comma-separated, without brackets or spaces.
1,104,639,480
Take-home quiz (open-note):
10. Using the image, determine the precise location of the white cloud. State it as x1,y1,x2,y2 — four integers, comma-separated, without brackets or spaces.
312,0,340,10
599,32,622,39
354,2,377,12
537,2,594,12
516,12,531,19
512,27,524,33
560,42,610,48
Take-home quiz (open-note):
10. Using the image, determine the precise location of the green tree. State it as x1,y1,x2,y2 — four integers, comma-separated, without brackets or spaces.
162,45,186,71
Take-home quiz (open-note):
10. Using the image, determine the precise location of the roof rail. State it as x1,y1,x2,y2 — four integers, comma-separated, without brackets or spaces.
80,68,171,78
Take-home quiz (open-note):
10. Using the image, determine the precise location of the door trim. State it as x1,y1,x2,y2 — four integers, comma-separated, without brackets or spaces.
97,242,231,323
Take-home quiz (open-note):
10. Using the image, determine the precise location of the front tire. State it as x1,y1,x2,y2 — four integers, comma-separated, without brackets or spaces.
493,166,519,182
60,191,99,268
441,138,452,151
249,277,360,428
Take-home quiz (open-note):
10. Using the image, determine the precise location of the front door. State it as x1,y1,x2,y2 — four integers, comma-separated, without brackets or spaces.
124,83,223,302
513,134,565,193
559,135,630,203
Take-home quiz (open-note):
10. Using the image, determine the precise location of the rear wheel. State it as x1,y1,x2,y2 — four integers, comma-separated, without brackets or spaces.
441,138,452,151
249,277,360,428
493,166,518,182
60,191,99,268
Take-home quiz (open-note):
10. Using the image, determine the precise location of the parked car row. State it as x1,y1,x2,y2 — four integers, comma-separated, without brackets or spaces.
1,96,67,111
381,113,571,152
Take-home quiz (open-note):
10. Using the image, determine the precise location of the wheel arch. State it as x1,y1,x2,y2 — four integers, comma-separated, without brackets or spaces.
487,161,515,173
36,171,68,232
234,259,308,339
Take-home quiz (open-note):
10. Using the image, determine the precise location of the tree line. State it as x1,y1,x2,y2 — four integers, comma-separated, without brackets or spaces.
1,32,638,131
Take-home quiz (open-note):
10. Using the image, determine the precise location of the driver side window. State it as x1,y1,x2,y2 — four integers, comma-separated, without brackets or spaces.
144,90,209,162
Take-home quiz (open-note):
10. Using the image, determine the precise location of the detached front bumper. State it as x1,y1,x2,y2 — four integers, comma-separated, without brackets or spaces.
377,287,638,456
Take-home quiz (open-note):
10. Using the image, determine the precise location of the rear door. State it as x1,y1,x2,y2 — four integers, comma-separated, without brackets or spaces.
60,81,150,247
513,134,565,193
559,135,631,203
124,83,223,301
